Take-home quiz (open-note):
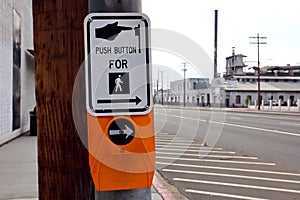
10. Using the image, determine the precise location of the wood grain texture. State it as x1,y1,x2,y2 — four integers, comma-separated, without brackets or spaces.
33,0,94,199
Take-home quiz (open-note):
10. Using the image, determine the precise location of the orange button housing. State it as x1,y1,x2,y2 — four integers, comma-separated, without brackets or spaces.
88,110,155,191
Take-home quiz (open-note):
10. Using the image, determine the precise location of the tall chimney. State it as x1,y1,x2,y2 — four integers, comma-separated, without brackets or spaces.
214,10,218,78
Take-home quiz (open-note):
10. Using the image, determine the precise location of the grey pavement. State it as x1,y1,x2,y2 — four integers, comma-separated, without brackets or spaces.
0,134,163,200
0,134,38,200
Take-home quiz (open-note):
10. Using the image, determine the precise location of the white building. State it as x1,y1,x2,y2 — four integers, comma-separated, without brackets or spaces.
167,49,300,110
168,78,209,105
0,0,35,145
223,50,300,108
224,76,300,107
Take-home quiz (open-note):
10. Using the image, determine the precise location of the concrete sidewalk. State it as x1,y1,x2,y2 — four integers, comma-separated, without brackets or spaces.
0,134,164,200
0,134,38,200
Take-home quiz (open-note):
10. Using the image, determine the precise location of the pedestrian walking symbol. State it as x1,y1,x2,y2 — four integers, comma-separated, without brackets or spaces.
115,75,123,92
109,73,130,95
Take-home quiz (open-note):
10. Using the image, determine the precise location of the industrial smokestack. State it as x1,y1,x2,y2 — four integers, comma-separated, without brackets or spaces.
214,10,218,78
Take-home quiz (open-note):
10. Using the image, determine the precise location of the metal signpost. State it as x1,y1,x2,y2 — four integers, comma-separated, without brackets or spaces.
84,12,155,200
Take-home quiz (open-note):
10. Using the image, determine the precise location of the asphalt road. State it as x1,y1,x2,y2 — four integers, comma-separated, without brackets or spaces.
154,105,300,200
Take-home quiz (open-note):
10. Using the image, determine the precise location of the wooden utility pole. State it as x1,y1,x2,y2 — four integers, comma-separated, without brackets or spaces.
182,62,188,107
33,1,94,199
250,33,267,110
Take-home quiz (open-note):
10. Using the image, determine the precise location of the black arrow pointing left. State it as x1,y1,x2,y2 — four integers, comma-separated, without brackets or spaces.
97,96,142,105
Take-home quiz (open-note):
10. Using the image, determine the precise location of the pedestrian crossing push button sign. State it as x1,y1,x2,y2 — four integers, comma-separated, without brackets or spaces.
84,13,152,116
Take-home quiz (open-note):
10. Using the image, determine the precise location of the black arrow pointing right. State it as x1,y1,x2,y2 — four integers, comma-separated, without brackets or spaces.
97,96,142,105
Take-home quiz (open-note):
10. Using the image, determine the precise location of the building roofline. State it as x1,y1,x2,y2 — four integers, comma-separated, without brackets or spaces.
231,75,300,80
226,54,247,59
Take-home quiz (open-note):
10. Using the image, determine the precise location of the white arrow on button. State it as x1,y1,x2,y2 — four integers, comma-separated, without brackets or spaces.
109,125,133,139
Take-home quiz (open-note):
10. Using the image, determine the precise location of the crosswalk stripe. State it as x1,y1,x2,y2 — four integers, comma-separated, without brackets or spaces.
156,162,300,177
156,144,223,151
185,189,269,200
155,139,194,142
156,151,258,160
156,147,236,154
162,169,300,184
155,132,170,135
175,178,300,194
157,156,276,166
155,141,202,146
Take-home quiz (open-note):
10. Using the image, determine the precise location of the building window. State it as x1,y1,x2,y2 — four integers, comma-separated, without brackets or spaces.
246,95,252,104
214,96,217,104
12,9,22,131
290,95,295,102
279,95,284,101
236,95,241,104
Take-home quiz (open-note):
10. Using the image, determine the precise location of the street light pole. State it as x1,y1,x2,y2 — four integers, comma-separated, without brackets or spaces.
161,70,164,105
250,33,267,110
167,76,169,105
156,69,159,104
197,78,200,106
182,62,188,107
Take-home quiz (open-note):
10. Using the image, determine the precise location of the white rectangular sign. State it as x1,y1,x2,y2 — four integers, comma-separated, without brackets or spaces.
84,13,152,116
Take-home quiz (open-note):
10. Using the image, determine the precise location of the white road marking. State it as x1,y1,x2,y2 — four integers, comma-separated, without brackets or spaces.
162,169,300,184
175,178,300,194
185,189,269,200
155,141,201,146
221,121,300,137
155,147,236,154
155,134,181,138
156,113,300,137
157,156,276,166
156,161,300,177
218,111,300,122
155,138,195,142
157,108,300,122
155,132,170,135
155,144,223,151
280,122,300,126
156,151,258,160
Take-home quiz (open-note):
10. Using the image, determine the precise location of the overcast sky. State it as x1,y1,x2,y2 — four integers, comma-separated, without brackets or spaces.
142,0,300,83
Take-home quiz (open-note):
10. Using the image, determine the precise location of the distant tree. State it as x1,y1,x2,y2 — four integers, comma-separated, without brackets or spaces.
245,97,250,108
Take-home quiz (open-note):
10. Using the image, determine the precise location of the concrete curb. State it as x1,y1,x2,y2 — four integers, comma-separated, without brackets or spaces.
153,171,189,200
